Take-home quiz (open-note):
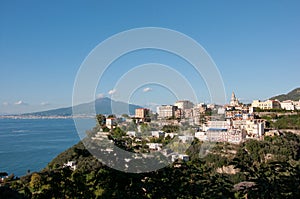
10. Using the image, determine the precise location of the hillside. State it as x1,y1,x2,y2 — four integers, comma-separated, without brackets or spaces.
270,87,300,101
21,97,141,116
2,128,300,198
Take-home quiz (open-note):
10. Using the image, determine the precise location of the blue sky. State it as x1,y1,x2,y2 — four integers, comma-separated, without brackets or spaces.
1,0,300,114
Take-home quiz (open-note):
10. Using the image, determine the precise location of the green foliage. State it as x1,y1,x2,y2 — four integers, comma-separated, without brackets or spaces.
272,114,300,129
162,125,179,133
29,173,42,191
111,127,126,138
96,114,106,126
6,129,300,198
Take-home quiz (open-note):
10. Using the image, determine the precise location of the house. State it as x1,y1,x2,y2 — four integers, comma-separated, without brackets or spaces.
178,135,194,143
171,154,189,162
64,161,77,170
126,131,137,137
195,131,208,141
151,131,165,138
280,100,295,110
147,143,163,151
106,117,117,129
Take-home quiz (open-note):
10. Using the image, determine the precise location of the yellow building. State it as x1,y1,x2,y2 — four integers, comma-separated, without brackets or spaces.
135,108,150,119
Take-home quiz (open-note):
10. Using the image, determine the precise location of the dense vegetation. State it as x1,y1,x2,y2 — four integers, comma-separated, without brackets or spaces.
260,114,300,129
1,131,300,198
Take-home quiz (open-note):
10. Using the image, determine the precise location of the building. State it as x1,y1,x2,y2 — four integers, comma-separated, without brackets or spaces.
280,100,295,110
294,100,300,110
64,161,77,170
195,131,208,141
171,154,190,162
174,100,194,110
251,99,281,110
175,108,183,119
106,117,117,129
227,129,245,144
147,143,163,151
233,119,265,137
135,108,150,119
203,120,231,131
230,92,240,106
206,128,228,142
157,105,177,118
151,131,165,138
178,135,194,143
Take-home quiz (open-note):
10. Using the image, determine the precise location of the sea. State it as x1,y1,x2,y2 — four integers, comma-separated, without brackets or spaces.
0,118,95,177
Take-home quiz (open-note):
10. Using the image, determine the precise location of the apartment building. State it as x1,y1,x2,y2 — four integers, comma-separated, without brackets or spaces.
251,99,281,110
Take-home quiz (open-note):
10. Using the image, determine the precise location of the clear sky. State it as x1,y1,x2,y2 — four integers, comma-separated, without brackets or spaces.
1,0,300,114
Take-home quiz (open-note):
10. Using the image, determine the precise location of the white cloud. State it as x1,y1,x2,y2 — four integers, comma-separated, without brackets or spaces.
96,93,105,99
14,100,28,106
108,89,116,95
143,87,152,93
2,102,9,106
41,102,50,106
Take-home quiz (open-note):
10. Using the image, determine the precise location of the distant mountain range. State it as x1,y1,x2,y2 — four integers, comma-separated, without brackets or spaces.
270,87,300,101
21,97,141,116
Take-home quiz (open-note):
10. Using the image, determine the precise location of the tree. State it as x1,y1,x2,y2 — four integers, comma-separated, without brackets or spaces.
96,114,106,126
29,173,42,192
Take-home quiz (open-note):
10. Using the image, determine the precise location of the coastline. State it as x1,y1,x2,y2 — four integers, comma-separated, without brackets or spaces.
0,115,95,120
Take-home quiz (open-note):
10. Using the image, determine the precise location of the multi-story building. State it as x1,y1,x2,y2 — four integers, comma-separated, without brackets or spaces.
174,100,194,110
175,108,183,119
251,99,281,110
227,129,246,144
280,100,295,110
135,108,150,119
203,120,231,131
294,100,300,110
157,105,177,118
196,128,245,144
233,119,265,137
106,117,116,129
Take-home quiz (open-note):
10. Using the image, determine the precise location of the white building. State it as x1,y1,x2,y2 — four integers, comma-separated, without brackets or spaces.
203,120,231,131
227,129,245,144
64,161,77,170
233,119,265,137
230,92,240,106
195,131,208,141
157,105,177,118
106,118,117,129
294,100,300,110
151,131,165,138
126,131,137,137
171,154,189,162
178,135,194,143
251,99,281,110
280,100,295,110
174,100,194,110
147,143,163,151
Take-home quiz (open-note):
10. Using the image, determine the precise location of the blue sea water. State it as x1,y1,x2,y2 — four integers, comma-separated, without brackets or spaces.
0,118,95,177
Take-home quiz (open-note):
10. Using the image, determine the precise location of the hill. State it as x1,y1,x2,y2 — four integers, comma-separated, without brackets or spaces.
270,87,300,101
2,130,300,198
22,97,141,116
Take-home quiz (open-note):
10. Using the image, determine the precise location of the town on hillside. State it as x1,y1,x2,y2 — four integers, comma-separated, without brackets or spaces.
90,92,300,163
